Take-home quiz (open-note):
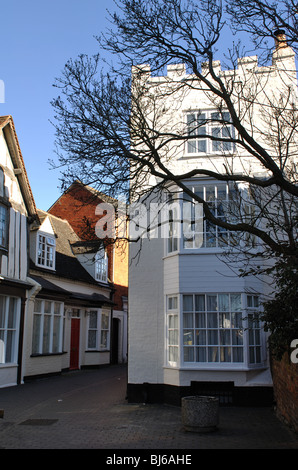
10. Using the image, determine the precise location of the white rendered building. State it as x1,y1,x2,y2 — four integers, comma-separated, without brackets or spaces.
127,35,297,405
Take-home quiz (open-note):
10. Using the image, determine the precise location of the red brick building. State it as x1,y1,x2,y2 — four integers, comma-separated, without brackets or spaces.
48,181,128,364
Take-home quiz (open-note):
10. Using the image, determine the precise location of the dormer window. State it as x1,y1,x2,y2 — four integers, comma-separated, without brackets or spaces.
95,250,108,282
37,233,56,269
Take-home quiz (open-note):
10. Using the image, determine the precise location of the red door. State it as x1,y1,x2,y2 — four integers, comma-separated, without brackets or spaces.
70,318,80,370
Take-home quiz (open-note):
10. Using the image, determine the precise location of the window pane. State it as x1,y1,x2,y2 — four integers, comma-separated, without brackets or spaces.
5,330,14,363
0,206,7,246
34,299,42,313
52,316,61,353
195,312,205,328
184,347,194,362
101,313,109,330
7,298,17,329
89,311,98,329
212,127,221,151
233,348,243,362
54,302,61,315
207,313,218,328
231,294,241,311
169,346,178,362
183,295,193,312
42,315,51,353
196,347,206,362
88,330,97,349
32,314,41,354
183,313,193,328
195,295,205,312
168,296,178,310
0,331,5,363
208,329,218,345
169,314,178,329
183,330,194,345
208,347,218,362
220,329,231,345
232,330,243,345
218,294,229,312
101,331,108,349
220,347,231,362
207,295,217,312
44,301,52,314
195,330,206,345
0,296,6,329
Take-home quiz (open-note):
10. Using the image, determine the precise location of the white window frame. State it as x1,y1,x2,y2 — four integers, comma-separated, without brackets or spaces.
36,232,56,270
32,299,64,355
100,311,110,350
166,295,179,366
86,309,110,351
87,310,99,350
95,250,108,283
185,110,236,156
0,296,21,365
246,295,264,366
165,293,266,370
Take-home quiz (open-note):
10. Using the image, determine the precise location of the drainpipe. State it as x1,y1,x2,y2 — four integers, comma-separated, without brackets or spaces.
18,277,42,384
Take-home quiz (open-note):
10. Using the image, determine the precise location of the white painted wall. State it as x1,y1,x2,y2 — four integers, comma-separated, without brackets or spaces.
128,46,297,390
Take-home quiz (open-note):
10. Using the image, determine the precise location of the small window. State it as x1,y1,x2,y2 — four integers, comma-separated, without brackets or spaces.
247,295,262,364
36,233,56,269
87,310,98,349
86,310,110,350
167,296,179,365
0,205,8,249
95,250,108,282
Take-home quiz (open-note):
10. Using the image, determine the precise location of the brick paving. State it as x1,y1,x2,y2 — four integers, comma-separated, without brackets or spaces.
0,364,297,450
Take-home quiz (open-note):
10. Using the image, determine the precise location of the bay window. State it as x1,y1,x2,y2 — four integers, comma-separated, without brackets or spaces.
166,293,264,368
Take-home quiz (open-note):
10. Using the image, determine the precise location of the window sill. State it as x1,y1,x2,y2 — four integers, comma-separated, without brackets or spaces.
163,247,261,258
181,152,236,159
30,352,67,358
164,363,267,372
85,349,110,353
0,362,18,368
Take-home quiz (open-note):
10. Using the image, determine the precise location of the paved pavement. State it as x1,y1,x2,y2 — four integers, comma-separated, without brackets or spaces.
0,364,297,451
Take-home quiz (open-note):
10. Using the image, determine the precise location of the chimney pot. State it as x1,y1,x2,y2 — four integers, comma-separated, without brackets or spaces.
274,29,287,49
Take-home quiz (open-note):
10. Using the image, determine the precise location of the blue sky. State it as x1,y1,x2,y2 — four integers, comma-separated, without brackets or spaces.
0,0,116,210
